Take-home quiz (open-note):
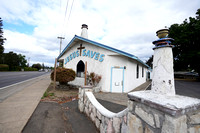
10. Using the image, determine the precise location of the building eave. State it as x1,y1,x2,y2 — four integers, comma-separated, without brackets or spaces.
57,35,149,68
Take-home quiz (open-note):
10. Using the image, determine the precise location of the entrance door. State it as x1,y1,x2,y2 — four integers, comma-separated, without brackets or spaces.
77,60,85,77
111,67,124,93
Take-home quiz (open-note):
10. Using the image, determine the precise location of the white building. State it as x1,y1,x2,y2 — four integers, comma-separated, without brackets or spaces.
58,24,149,93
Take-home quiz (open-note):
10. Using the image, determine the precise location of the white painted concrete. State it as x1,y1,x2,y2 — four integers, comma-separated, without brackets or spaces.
85,91,128,118
151,47,175,95
81,27,88,38
129,91,200,110
60,41,147,92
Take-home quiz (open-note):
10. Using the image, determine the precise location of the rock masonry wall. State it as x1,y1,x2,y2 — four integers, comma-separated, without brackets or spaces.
78,87,200,133
78,87,128,133
128,99,200,133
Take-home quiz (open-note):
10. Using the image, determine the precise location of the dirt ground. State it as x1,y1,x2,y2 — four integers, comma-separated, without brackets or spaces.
41,82,79,104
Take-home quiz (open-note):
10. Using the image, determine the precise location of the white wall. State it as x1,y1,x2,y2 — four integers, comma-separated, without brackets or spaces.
60,42,115,92
60,42,147,92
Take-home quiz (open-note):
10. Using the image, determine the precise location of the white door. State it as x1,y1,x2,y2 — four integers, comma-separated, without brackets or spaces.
112,68,123,92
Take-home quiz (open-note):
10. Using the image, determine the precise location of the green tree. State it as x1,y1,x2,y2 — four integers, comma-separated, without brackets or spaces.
145,55,153,69
32,63,42,70
168,9,200,77
0,17,6,56
18,54,27,68
1,52,27,71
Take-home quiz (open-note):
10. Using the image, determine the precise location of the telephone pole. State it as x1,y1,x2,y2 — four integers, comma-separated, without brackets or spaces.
57,37,65,54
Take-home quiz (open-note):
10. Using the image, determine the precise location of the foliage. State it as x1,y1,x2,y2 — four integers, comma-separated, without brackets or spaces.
0,17,5,55
24,67,38,71
32,63,42,70
145,55,153,69
0,64,9,71
51,67,76,85
168,9,200,77
87,72,102,86
42,91,54,99
0,52,27,71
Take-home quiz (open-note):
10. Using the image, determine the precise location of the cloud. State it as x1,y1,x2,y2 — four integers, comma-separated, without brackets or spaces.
0,0,199,66
4,30,58,66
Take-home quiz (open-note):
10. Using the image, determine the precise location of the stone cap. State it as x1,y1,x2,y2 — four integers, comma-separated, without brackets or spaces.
81,85,93,89
81,24,88,29
128,91,200,117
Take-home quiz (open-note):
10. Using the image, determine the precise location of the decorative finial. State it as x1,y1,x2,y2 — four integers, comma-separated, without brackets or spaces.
156,29,169,39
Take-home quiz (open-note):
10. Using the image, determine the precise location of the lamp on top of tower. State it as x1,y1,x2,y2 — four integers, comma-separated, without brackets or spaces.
81,24,88,39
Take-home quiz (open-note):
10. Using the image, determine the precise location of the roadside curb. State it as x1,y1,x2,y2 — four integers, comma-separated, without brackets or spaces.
0,74,51,133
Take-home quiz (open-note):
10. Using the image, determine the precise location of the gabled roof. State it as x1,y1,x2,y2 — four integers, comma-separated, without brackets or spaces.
58,35,149,67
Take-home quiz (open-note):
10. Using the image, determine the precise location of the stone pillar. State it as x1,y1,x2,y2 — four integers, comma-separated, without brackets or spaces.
151,29,175,96
127,29,200,133
81,24,88,39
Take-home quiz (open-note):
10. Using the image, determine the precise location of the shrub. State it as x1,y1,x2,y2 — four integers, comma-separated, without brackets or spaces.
24,67,38,71
0,64,9,71
87,72,102,86
51,67,76,85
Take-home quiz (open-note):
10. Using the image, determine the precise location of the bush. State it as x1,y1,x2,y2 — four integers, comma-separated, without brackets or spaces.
51,67,76,85
87,72,102,86
24,67,38,71
0,64,9,71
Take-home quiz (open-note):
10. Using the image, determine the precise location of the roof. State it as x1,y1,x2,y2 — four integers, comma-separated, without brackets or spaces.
58,35,149,67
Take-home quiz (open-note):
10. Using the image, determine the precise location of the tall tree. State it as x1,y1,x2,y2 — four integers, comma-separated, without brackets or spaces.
168,9,200,77
145,55,153,69
18,54,27,68
1,52,27,71
0,17,6,55
32,63,42,70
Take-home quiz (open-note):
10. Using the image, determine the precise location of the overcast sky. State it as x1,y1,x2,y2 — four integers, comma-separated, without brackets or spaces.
0,0,199,67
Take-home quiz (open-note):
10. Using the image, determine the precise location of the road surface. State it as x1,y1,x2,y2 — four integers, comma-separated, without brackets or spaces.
147,80,200,99
175,80,200,99
0,71,50,102
0,71,49,88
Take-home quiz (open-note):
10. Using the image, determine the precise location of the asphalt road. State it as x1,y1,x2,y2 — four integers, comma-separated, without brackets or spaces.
0,71,49,88
23,100,99,133
175,80,200,99
147,80,200,99
0,71,50,102
23,99,126,133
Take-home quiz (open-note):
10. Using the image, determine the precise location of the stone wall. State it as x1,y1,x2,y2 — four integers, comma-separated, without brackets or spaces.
128,92,200,133
78,87,128,133
78,87,200,133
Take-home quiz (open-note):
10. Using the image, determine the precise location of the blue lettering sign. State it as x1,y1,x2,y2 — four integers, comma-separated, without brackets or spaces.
76,50,79,57
99,54,105,62
64,49,105,64
65,58,67,64
86,50,90,57
70,54,73,60
95,53,100,60
91,51,96,58
67,57,70,62
73,52,76,58
82,49,86,56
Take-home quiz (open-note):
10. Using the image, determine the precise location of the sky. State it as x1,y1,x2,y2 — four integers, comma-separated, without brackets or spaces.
0,0,199,67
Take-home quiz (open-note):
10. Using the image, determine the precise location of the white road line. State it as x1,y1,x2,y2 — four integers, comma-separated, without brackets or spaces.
0,74,49,90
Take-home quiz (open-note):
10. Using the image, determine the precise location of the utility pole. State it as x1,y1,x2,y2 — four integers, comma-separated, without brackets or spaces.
57,37,65,54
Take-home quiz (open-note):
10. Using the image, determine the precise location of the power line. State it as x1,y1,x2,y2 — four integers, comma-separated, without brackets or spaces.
61,0,69,37
68,0,75,22
63,0,75,37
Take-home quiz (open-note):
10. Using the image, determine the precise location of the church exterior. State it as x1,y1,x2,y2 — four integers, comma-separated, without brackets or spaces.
57,24,149,93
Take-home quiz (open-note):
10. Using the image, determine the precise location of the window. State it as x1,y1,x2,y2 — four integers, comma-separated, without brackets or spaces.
136,64,139,79
142,67,144,77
